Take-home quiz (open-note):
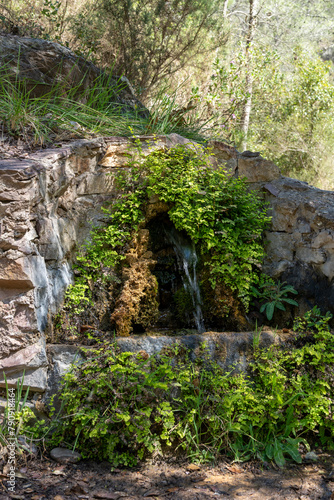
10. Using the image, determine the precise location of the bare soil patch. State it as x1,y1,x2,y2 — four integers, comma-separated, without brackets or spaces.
1,453,334,500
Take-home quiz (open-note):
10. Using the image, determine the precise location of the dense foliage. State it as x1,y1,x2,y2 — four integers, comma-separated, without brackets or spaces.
23,309,334,467
68,144,270,316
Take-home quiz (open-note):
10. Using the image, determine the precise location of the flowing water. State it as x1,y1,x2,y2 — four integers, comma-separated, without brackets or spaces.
164,225,205,333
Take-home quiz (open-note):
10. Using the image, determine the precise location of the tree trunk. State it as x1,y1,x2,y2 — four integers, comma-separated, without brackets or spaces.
223,0,228,18
241,0,258,151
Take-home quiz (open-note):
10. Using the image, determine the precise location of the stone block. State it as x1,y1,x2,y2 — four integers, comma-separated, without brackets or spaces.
320,256,334,280
0,342,48,392
264,259,292,278
312,230,334,249
0,367,48,392
270,200,298,232
0,342,47,373
265,232,294,262
295,247,326,265
0,257,34,289
238,156,281,183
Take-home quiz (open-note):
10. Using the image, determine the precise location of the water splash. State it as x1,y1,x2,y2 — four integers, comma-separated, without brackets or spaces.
165,225,205,333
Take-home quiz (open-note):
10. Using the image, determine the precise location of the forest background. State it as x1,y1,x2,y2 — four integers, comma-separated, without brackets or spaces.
2,0,334,189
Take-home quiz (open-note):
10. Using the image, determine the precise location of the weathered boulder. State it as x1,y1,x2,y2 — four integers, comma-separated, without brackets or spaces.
0,34,147,116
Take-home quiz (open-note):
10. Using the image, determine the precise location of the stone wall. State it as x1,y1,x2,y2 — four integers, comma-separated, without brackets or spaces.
1,134,334,393
0,134,195,391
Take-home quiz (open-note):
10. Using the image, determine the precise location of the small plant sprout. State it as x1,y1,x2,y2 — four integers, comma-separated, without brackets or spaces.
251,280,298,321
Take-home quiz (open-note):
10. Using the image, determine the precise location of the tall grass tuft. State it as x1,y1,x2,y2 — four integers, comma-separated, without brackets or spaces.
0,63,209,145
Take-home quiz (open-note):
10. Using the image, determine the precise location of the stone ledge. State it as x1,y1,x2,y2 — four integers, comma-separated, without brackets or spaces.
44,330,279,400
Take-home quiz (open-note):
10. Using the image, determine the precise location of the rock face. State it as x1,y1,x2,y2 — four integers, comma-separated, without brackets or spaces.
0,34,147,116
1,133,334,394
321,46,334,64
263,177,334,315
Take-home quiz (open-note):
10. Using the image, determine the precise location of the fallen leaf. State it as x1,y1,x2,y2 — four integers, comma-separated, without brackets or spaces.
52,469,66,476
15,471,28,479
186,464,201,471
226,465,243,474
166,487,179,493
54,496,65,500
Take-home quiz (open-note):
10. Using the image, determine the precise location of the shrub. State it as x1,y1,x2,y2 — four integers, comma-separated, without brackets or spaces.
26,309,334,467
70,144,270,333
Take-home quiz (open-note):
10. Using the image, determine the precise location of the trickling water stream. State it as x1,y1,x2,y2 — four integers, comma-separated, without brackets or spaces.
164,225,205,333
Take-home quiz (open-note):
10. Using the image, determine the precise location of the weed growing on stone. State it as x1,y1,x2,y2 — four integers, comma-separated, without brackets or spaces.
251,278,298,321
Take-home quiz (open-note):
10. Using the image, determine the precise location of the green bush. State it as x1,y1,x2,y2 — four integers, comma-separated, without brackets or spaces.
72,144,270,317
27,310,334,467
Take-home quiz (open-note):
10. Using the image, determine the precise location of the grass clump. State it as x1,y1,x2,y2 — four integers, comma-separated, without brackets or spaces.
0,72,146,146
0,66,210,147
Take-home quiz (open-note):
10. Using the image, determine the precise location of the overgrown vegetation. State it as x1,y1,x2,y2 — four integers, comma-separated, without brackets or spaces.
65,144,270,334
20,308,334,467
0,69,206,146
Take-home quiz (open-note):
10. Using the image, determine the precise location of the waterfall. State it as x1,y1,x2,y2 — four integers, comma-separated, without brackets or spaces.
164,225,205,333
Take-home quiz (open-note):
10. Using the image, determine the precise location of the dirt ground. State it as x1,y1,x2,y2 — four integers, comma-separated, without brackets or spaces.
1,452,334,500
